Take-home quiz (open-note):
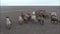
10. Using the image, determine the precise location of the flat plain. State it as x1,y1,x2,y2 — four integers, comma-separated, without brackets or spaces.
0,6,60,34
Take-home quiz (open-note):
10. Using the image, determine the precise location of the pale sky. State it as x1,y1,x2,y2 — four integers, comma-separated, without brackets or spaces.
1,0,60,6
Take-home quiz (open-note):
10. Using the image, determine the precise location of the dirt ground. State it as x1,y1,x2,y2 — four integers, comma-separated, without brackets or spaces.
0,6,60,34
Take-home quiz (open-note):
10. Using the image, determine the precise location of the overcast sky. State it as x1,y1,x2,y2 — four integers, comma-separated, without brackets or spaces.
1,0,60,6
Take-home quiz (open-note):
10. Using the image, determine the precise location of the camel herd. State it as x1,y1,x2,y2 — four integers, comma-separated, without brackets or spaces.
5,9,60,30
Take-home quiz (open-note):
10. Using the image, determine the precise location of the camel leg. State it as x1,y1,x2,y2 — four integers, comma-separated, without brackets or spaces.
6,24,12,30
18,21,23,25
40,20,44,25
55,20,58,24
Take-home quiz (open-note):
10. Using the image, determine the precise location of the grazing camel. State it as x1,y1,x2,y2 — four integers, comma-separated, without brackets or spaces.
36,13,44,25
51,12,58,24
22,13,31,23
35,10,45,25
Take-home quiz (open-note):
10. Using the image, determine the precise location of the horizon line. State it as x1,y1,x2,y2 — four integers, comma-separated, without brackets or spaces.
0,4,60,6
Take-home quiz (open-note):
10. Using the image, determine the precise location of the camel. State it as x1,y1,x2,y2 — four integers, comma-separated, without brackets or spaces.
51,12,58,24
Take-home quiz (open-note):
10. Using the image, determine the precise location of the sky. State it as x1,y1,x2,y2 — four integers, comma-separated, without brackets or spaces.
0,0,60,6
